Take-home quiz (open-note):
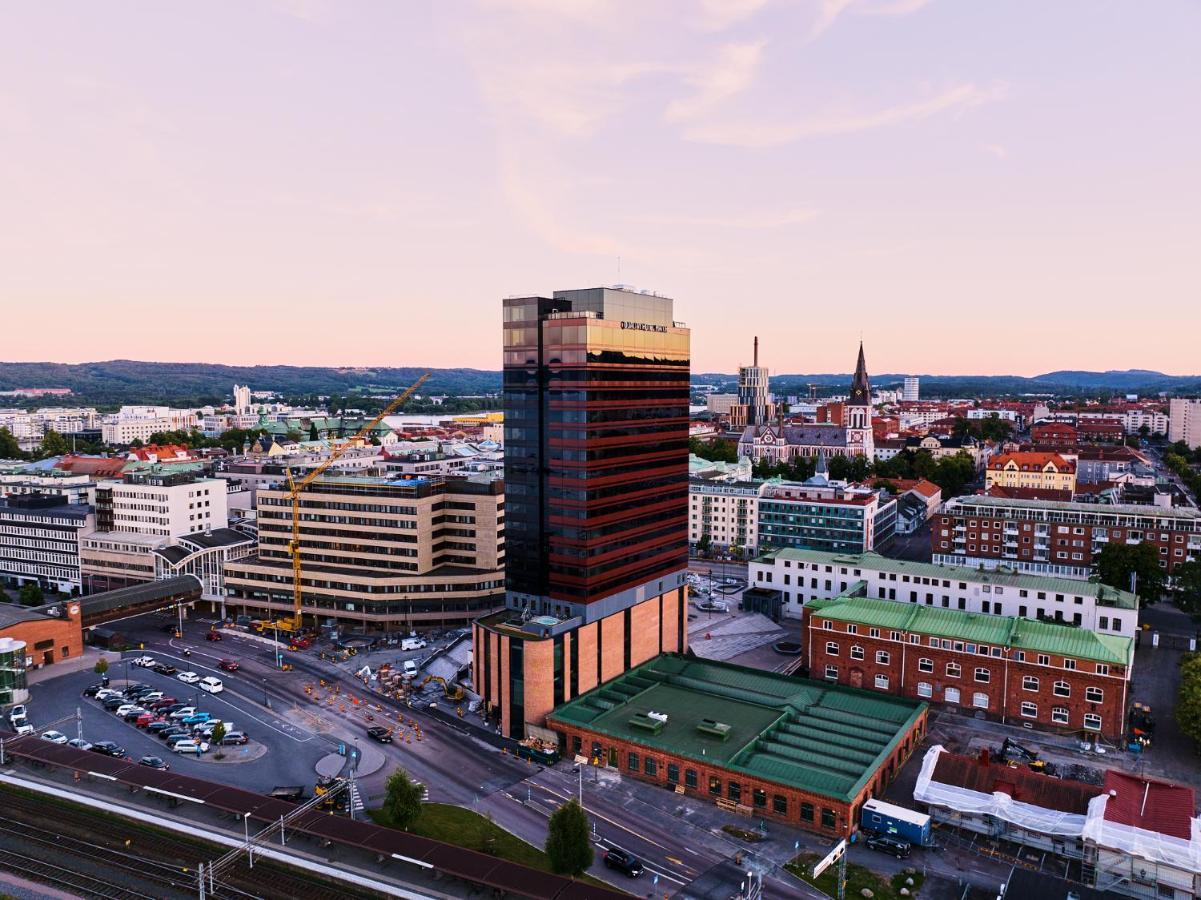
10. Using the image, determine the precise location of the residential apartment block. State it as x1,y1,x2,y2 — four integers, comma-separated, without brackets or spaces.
1169,397,1201,449
0,494,93,593
101,406,198,445
750,548,1138,635
986,452,1077,494
802,594,1132,739
225,473,505,631
933,495,1201,580
689,480,760,554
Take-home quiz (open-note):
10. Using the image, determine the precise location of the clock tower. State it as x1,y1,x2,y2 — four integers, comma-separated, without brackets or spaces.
846,342,874,460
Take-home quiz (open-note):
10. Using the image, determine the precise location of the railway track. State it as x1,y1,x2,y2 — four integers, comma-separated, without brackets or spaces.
0,785,383,899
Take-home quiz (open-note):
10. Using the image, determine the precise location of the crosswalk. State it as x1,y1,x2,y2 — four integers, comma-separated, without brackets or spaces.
348,782,365,814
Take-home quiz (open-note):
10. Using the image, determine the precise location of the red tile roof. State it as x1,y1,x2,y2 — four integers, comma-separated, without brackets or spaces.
54,455,126,478
988,452,1076,474
932,752,1095,814
1102,770,1195,840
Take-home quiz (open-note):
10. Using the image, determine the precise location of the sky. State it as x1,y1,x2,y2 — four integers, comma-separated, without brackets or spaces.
1,1,1199,376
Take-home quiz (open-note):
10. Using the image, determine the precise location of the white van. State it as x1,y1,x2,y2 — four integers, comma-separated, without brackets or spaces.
198,676,224,694
401,636,427,651
171,739,209,754
401,659,418,680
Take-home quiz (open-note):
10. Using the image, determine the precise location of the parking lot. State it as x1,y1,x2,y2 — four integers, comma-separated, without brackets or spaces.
24,652,328,792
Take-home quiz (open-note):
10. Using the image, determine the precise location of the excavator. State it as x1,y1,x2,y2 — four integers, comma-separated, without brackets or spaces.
265,373,430,633
420,674,464,701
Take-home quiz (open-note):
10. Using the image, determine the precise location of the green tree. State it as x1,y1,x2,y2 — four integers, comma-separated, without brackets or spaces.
0,427,25,460
383,768,425,830
1096,543,1166,604
94,657,109,676
1174,560,1201,615
689,436,738,463
18,583,44,606
1176,655,1201,745
545,799,593,876
931,452,977,498
38,428,69,458
308,422,319,442
285,429,303,443
696,533,711,555
210,721,227,758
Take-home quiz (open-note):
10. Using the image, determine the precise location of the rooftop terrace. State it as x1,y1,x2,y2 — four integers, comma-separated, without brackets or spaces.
548,654,926,803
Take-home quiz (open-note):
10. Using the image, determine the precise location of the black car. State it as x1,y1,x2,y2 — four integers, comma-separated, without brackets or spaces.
90,741,126,758
366,726,392,743
865,835,911,859
139,756,169,770
603,848,643,878
83,682,106,697
102,697,124,711
161,703,188,714
121,708,148,722
146,721,173,734
152,663,178,676
159,727,187,741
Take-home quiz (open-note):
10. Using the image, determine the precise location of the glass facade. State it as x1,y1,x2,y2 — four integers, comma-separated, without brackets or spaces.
759,501,870,553
503,288,690,609
0,638,28,707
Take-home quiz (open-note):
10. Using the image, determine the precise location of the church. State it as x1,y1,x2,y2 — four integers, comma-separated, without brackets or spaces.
736,343,876,464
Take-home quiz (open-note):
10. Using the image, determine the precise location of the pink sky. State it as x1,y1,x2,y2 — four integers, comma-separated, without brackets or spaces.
1,1,1198,376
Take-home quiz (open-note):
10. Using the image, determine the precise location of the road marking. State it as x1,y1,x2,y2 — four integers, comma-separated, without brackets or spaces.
683,846,700,855
594,837,687,885
532,781,673,852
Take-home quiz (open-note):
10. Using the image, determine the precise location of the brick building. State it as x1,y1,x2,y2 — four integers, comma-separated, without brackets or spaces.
0,601,84,670
1031,422,1079,444
802,595,1132,740
934,495,1201,581
547,654,927,837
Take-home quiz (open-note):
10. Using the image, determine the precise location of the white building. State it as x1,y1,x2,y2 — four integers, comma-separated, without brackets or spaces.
0,470,95,505
689,480,761,554
1122,407,1169,436
233,384,251,415
749,547,1138,635
0,495,93,593
97,472,229,538
902,376,919,402
706,394,738,415
101,406,198,444
1168,398,1201,449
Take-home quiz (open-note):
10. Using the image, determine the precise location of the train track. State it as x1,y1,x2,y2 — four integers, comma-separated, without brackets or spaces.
0,785,382,899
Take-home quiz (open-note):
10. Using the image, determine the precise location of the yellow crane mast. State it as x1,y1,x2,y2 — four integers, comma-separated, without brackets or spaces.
280,373,430,632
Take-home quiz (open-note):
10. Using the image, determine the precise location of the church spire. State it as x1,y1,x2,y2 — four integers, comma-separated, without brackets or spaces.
849,341,871,406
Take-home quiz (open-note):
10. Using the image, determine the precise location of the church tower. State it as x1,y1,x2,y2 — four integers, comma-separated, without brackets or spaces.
845,342,874,459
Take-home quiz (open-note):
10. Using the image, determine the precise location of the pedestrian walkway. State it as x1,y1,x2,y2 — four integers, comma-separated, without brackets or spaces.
25,648,116,686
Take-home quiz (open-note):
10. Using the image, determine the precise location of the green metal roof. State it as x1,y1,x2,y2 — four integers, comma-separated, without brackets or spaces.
753,548,1138,610
806,595,1133,666
547,654,926,804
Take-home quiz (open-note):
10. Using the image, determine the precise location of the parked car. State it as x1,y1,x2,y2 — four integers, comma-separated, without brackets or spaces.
159,727,188,741
90,741,125,757
161,703,188,714
146,721,173,734
140,691,164,702
205,630,222,642
12,722,34,736
140,756,170,770
115,704,141,717
131,655,156,667
366,726,393,743
121,708,149,722
180,713,212,726
135,713,159,728
171,740,209,755
83,682,108,697
8,704,27,723
169,707,197,720
177,671,201,684
196,720,230,736
152,663,178,676
165,732,196,747
150,698,178,710
603,848,644,878
102,697,125,711
68,738,92,751
218,659,239,672
197,676,223,694
40,730,68,744
401,636,427,651
865,835,912,859
95,689,121,701
221,731,248,746
123,683,150,694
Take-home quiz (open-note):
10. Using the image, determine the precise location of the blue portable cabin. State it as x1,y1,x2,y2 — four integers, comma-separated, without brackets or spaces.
860,798,931,847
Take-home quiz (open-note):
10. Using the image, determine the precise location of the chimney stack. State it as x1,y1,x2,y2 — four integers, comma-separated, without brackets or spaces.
753,336,759,367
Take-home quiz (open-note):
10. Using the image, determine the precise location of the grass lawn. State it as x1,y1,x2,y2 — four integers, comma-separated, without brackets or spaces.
785,852,925,900
370,803,614,890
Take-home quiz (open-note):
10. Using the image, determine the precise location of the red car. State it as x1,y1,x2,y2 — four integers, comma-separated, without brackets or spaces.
218,659,239,672
205,630,223,642
135,712,160,728
150,697,177,710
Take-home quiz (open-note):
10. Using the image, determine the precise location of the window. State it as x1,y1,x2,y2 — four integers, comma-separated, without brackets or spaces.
800,802,814,822
1052,707,1069,725
974,667,990,683
946,662,961,678
773,794,787,815
824,665,839,680
1085,686,1103,703
874,674,889,690
821,808,836,829
849,645,864,660
685,769,698,789
1021,701,1038,718
973,692,989,709
667,763,679,784
709,776,721,795
918,658,933,673
1023,675,1039,692
1083,713,1102,731
876,650,890,665
727,782,741,803
869,628,880,638
1037,654,1049,666
1096,664,1109,676
826,642,839,656
944,687,960,704
753,788,766,808
627,752,640,772
847,624,858,635
1063,658,1077,671
823,621,834,631
1053,681,1070,697
916,682,932,698
645,758,658,777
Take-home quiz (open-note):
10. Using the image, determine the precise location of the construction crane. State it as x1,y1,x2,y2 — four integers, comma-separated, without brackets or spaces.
278,373,430,632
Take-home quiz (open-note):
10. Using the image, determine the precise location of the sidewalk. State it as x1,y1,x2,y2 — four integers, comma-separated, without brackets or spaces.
26,647,117,687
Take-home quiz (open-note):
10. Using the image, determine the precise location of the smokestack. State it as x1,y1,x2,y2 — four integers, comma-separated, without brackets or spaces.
754,336,759,367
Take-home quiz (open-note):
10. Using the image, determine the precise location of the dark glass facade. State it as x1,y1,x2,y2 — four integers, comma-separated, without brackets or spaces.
503,288,690,616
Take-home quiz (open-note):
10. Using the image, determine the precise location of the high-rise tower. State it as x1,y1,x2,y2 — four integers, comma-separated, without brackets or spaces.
731,336,774,428
474,287,691,738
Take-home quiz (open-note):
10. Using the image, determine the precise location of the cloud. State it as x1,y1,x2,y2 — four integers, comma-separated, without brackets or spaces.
632,208,819,228
983,143,1008,160
695,0,774,31
808,0,856,40
855,0,933,16
665,41,766,123
683,81,1009,148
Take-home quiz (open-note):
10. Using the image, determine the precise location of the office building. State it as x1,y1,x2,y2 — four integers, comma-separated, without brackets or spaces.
729,336,775,428
1169,398,1201,449
902,376,919,402
225,473,505,630
95,471,229,538
548,654,927,836
750,547,1138,634
0,494,92,594
475,286,690,739
758,477,896,555
933,495,1201,580
705,394,738,416
803,594,1132,739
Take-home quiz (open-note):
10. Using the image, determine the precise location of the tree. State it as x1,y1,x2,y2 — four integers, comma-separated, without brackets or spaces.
308,422,319,442
1174,560,1201,615
18,583,44,606
0,427,24,460
1176,654,1201,745
689,436,738,463
1096,543,1166,604
383,768,425,830
931,452,977,498
210,721,227,758
93,657,109,676
545,799,593,876
39,428,69,458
